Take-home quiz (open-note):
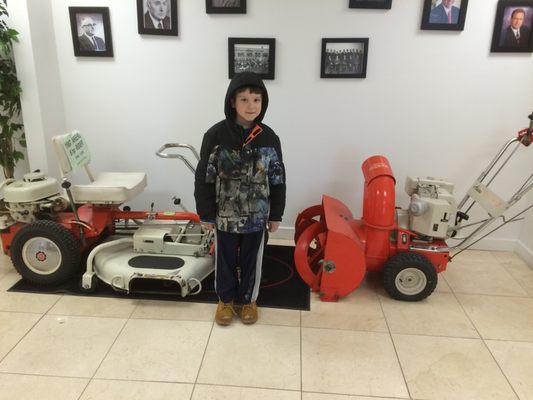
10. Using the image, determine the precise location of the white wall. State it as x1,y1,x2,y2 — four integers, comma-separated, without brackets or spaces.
10,0,533,256
9,0,64,178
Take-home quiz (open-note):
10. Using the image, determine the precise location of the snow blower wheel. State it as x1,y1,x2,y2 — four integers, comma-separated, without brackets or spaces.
382,252,438,301
11,220,81,285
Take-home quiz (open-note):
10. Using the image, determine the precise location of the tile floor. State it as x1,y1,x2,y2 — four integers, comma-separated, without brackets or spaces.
1,244,533,400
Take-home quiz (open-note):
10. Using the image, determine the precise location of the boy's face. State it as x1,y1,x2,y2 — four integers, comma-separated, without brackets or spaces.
231,88,262,127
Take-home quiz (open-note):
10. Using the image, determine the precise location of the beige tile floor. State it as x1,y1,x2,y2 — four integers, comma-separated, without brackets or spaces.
1,246,533,400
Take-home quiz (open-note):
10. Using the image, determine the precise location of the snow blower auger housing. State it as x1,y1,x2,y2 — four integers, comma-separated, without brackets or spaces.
0,131,214,297
294,112,533,302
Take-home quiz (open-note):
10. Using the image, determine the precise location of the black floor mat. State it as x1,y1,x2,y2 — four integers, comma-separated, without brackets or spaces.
8,245,310,311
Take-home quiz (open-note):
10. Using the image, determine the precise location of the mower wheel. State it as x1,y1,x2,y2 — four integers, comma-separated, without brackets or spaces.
383,252,437,301
11,220,81,286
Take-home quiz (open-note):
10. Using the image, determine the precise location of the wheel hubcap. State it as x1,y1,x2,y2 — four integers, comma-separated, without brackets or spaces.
395,267,427,295
22,237,62,275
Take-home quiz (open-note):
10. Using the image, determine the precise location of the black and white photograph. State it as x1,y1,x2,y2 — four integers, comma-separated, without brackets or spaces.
349,0,392,9
228,38,275,79
491,0,533,52
321,38,369,79
421,0,469,31
137,0,178,36
206,0,246,14
69,7,113,57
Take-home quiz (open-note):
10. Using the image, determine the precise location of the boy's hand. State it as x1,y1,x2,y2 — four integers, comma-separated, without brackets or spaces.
268,221,280,232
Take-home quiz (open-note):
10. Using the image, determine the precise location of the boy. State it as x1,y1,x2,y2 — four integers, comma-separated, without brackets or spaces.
194,72,286,326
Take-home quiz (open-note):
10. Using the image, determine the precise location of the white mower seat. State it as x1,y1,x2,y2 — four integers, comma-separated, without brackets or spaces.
52,131,147,204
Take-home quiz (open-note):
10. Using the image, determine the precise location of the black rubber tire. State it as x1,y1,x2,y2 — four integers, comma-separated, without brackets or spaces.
11,220,81,285
383,252,438,301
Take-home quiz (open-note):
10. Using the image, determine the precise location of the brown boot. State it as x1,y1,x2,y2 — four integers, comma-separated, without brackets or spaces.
215,301,235,326
240,302,258,325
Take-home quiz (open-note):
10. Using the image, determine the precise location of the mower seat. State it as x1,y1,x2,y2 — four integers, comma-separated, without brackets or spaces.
52,131,147,204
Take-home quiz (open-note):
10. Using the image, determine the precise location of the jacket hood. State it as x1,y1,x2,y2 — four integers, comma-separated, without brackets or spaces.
224,72,269,123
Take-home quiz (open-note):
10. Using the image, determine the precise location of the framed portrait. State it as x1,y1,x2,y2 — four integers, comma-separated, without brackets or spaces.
321,38,369,79
349,0,392,9
421,0,469,31
228,38,275,80
206,0,246,14
137,0,178,36
491,0,533,52
69,7,113,57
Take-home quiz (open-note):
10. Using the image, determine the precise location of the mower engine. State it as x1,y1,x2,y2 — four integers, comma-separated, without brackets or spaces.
1,172,68,229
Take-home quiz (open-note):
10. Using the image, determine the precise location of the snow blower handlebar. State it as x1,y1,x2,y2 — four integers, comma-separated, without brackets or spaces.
449,112,533,257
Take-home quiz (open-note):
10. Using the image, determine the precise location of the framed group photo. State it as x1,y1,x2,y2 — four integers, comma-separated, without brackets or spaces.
491,0,533,52
421,0,469,31
69,7,113,57
137,0,178,36
228,38,275,79
321,38,369,79
349,0,392,9
206,0,246,14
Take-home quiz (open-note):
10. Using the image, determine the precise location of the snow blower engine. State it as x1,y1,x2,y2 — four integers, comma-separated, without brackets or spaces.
294,112,533,302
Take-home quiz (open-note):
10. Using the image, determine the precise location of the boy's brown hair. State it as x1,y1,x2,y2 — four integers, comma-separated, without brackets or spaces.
233,85,263,100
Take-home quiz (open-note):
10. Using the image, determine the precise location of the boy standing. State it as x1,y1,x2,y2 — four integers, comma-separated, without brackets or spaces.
194,72,286,326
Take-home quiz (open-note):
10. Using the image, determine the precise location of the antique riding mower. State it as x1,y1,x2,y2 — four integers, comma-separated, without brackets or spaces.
294,112,533,302
0,131,214,296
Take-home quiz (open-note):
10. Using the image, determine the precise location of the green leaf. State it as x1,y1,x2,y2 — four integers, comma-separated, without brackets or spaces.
0,0,25,177
12,150,24,161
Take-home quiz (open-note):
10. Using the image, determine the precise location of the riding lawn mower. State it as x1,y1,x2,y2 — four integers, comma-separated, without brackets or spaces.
0,131,213,296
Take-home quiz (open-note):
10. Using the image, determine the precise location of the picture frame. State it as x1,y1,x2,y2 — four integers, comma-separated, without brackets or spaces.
349,0,392,10
228,38,276,80
137,0,178,36
421,0,469,31
490,0,533,52
321,38,369,79
206,0,246,14
69,7,113,57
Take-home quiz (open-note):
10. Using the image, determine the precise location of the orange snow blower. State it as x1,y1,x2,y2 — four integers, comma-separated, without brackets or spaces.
294,112,533,302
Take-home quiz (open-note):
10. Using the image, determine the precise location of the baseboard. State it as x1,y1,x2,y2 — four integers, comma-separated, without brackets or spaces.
269,226,294,241
516,240,533,268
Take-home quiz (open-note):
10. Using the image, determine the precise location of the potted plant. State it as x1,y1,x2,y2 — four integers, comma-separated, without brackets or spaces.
0,0,25,179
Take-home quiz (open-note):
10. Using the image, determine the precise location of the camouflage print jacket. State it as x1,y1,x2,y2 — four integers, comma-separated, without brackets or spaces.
194,120,286,233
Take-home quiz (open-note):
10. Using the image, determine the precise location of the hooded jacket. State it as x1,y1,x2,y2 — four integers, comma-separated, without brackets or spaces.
194,72,286,233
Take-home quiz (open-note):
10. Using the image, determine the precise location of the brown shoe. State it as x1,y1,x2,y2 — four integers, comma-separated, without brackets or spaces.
240,302,258,324
215,301,235,326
